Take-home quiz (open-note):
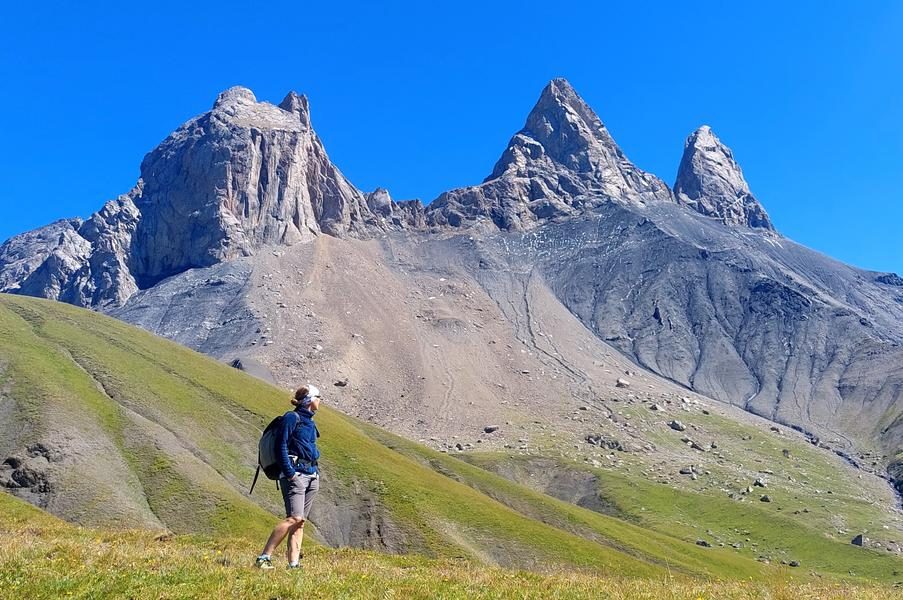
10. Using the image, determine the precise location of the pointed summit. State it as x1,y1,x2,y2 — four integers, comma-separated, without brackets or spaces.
674,126,774,231
428,79,673,231
489,78,626,178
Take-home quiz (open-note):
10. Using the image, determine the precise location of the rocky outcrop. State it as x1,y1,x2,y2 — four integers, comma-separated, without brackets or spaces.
674,126,774,231
0,219,86,293
130,87,388,287
1,86,427,303
426,78,673,231
0,189,140,308
366,188,427,229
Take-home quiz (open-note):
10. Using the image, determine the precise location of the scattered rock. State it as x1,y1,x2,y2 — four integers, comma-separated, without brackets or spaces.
760,495,771,503
333,379,349,387
851,534,865,547
696,539,711,547
2,457,22,469
669,420,686,432
788,560,800,567
615,378,630,388
689,440,707,452
585,434,625,451
483,426,499,434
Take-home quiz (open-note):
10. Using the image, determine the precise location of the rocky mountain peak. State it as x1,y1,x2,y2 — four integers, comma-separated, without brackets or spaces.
490,77,622,176
131,86,392,287
428,79,673,231
674,126,774,231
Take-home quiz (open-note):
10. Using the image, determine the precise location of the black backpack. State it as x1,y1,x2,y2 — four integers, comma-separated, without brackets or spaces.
249,414,298,494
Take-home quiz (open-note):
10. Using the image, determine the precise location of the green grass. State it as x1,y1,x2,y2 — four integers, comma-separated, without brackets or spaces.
2,491,900,600
465,453,903,581
0,295,675,575
1,293,901,587
359,424,903,583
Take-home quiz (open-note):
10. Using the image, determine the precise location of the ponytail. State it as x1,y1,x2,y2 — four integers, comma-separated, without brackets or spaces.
291,386,310,407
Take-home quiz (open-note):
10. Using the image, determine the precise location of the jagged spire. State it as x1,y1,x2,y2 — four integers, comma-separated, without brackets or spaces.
489,78,624,178
278,91,311,128
427,78,673,231
674,126,774,231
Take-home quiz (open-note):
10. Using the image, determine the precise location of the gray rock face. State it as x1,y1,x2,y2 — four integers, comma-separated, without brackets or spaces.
674,126,774,231
110,259,258,357
2,86,425,303
0,219,86,293
131,87,386,287
0,189,140,308
426,78,673,231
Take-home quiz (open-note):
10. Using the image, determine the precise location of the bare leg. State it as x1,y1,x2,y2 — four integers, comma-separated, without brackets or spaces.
261,516,304,557
286,520,305,564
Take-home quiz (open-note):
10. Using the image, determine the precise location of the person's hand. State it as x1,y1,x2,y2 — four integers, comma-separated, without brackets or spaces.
290,472,301,481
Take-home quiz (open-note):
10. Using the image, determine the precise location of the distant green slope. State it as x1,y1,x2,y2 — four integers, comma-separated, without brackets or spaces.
0,294,899,583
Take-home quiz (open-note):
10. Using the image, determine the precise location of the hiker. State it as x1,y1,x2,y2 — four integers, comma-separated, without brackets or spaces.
255,385,322,570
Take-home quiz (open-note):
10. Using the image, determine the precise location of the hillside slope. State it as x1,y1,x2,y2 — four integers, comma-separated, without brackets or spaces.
3,79,901,476
0,294,751,577
1,294,902,582
111,232,903,560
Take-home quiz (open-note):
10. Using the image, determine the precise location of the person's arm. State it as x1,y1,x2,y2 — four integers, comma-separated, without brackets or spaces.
278,412,298,479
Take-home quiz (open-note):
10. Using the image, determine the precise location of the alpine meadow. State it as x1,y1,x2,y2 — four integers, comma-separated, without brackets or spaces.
2,4,903,598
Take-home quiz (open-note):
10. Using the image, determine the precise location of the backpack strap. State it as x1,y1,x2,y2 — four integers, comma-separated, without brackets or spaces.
249,464,261,495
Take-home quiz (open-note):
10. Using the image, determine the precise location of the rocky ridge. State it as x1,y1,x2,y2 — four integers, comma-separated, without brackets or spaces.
3,78,903,491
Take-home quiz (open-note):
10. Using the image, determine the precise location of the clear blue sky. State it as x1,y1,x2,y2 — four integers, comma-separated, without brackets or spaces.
1,1,901,273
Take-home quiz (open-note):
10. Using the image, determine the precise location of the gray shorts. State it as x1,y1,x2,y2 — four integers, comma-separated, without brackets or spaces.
281,473,319,519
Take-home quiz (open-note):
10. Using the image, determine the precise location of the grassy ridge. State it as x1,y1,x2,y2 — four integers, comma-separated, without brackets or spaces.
2,491,900,600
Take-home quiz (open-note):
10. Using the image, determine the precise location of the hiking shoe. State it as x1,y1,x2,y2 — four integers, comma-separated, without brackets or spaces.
255,556,275,570
287,562,302,570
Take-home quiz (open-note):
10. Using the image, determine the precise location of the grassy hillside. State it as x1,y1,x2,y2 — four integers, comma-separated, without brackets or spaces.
0,294,901,585
2,491,900,600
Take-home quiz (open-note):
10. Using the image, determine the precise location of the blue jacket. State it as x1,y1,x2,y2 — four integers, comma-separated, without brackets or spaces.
277,407,320,479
